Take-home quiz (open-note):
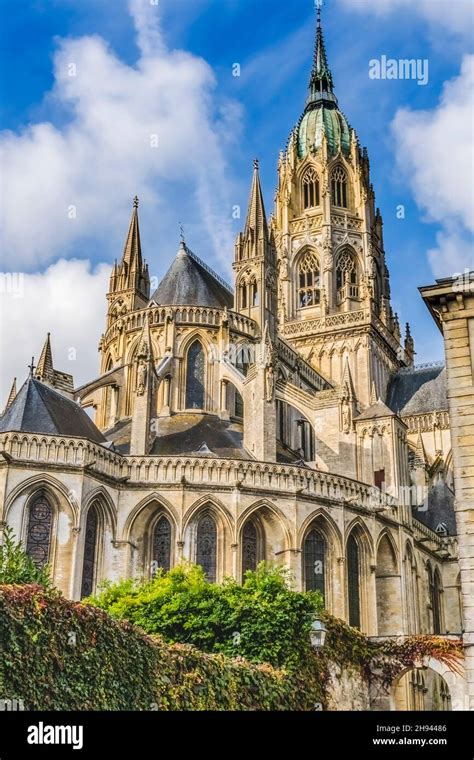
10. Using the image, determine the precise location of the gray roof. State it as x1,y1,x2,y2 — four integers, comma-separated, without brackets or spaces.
356,399,396,421
0,378,106,443
150,243,234,309
150,414,247,459
387,365,448,416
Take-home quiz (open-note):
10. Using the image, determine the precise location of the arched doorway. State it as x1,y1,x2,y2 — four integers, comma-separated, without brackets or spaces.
393,668,452,711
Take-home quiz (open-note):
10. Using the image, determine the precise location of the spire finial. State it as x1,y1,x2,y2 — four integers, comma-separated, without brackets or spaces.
253,158,259,171
307,0,336,108
179,222,185,244
133,195,139,209
28,357,36,377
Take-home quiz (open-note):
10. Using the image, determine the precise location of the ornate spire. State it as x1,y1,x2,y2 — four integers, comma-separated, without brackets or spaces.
243,158,268,241
35,333,54,382
307,4,337,109
5,378,17,411
122,196,143,273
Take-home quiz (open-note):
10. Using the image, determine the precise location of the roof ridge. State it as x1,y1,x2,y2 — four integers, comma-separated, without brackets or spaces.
185,245,233,294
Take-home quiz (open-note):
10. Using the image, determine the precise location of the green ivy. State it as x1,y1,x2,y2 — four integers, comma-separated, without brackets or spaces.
0,526,51,587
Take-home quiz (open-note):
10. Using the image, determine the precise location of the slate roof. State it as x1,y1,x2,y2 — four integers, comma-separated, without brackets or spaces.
150,243,234,309
150,414,247,459
387,365,448,416
0,378,106,443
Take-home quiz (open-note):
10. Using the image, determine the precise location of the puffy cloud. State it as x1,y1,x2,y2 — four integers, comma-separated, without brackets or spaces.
0,0,240,270
392,55,474,276
0,259,109,403
338,0,473,37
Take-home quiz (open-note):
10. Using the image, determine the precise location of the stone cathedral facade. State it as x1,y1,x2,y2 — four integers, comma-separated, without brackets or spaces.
0,15,469,709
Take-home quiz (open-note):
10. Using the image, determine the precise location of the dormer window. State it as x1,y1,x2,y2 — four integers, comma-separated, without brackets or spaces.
302,167,320,209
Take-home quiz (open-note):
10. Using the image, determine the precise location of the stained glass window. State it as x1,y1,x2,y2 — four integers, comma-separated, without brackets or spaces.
428,565,442,634
153,515,171,573
80,504,98,598
186,340,205,409
347,534,361,628
196,513,217,582
304,529,326,598
26,493,52,567
242,521,258,577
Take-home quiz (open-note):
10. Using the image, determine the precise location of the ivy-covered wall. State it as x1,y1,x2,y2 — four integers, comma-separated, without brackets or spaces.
0,585,325,711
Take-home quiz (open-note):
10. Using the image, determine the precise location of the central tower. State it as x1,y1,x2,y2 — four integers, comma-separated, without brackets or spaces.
273,9,414,407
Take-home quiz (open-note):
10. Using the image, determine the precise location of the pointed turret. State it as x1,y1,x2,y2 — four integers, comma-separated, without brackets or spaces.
35,333,54,384
107,196,150,312
234,160,277,336
4,378,17,412
405,323,415,366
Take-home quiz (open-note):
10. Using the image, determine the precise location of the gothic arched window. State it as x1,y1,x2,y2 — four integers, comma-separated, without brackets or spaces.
185,340,205,409
250,278,259,306
80,504,99,598
331,166,348,208
428,564,443,634
196,513,217,582
297,251,321,308
242,520,258,577
302,167,320,209
304,528,326,599
336,250,358,303
26,492,53,567
240,282,248,309
152,515,172,573
347,534,361,628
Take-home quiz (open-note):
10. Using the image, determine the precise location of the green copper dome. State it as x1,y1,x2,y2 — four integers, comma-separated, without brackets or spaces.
294,8,352,158
297,105,351,158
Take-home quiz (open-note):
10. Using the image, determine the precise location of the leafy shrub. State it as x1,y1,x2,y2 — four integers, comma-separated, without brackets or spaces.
0,526,51,587
85,562,323,669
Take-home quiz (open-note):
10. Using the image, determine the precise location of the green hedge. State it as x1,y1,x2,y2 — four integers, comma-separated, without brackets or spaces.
0,585,325,710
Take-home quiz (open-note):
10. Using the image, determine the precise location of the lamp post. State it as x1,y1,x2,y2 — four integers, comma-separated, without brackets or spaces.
310,617,327,650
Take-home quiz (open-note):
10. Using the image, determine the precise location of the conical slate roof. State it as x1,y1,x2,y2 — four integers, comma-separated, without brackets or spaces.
150,242,234,309
0,377,106,443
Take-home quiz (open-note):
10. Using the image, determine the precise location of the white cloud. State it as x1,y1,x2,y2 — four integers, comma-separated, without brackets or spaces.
338,0,474,37
0,259,109,403
0,0,241,270
392,55,474,276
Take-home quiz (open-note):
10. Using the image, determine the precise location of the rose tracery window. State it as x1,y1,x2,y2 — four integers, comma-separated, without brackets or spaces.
302,167,320,209
298,252,321,308
26,492,53,567
331,166,348,208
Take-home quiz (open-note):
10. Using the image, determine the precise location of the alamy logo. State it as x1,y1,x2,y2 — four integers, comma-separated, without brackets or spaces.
27,722,83,750
369,56,429,86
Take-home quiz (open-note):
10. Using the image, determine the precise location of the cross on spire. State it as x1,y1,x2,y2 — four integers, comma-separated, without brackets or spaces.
28,357,36,377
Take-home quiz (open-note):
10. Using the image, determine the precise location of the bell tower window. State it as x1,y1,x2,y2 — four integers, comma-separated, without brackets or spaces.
336,250,359,304
302,167,320,209
297,252,321,308
331,166,348,208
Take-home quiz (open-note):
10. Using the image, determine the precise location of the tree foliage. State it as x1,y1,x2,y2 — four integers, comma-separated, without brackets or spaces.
0,526,51,587
85,562,323,669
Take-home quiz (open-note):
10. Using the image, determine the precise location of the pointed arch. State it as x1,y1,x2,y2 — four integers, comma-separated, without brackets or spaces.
185,339,205,409
302,165,320,209
331,164,348,207
195,511,217,582
296,249,321,309
80,502,99,598
345,520,374,631
404,541,420,634
376,531,402,636
335,247,359,305
25,490,53,568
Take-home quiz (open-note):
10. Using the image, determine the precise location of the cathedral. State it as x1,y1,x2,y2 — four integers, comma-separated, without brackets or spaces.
0,12,469,709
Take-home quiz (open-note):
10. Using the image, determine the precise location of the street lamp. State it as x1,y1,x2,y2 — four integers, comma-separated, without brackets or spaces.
310,617,327,649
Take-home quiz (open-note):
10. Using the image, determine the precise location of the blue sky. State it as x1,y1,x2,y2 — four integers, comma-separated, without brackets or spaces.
0,0,473,396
